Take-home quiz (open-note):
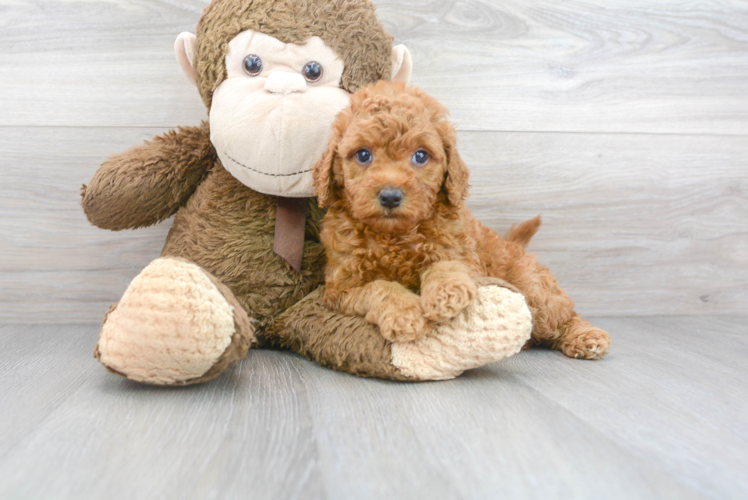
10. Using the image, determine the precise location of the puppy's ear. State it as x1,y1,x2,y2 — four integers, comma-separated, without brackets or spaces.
313,133,340,208
441,127,470,207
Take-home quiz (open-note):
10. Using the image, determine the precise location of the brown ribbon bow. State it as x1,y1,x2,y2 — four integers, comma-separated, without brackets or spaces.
273,197,309,273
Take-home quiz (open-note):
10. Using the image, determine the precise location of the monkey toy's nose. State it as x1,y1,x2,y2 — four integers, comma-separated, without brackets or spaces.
264,72,307,95
378,188,404,209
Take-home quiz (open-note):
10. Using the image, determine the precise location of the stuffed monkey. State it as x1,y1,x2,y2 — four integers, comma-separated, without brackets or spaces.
81,0,534,385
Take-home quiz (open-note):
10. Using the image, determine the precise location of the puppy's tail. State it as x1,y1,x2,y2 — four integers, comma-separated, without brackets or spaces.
503,215,541,249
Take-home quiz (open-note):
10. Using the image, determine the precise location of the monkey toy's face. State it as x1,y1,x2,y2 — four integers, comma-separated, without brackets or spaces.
209,30,351,197
175,26,411,199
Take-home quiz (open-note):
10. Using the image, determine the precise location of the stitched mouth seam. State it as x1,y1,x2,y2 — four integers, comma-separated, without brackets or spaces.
224,152,313,177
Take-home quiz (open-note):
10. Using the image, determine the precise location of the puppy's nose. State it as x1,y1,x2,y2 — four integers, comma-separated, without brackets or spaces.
378,188,404,209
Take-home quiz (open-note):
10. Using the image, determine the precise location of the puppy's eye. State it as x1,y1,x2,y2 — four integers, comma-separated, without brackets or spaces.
303,61,323,82
412,150,429,166
355,149,373,165
243,55,263,76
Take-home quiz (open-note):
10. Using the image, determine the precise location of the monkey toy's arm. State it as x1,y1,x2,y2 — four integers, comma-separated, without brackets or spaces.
81,121,214,230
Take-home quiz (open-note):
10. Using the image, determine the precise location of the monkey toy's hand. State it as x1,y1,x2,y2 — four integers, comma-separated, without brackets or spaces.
81,121,214,231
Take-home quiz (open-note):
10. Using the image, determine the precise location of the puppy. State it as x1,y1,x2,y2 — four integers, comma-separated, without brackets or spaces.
313,81,610,359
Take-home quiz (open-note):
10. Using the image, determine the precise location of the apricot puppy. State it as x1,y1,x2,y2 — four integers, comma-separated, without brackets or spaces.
314,81,610,359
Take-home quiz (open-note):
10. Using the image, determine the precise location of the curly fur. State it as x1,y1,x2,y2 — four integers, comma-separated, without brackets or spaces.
315,81,611,358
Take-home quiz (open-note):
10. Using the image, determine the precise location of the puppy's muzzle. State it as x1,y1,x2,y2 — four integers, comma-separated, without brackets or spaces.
378,187,404,209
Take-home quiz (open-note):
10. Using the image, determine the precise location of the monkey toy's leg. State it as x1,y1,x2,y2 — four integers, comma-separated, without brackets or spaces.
96,269,533,383
273,278,533,381
95,257,255,385
503,251,611,360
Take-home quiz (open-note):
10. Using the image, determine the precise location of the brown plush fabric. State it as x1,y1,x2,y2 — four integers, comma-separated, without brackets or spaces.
276,277,533,381
271,287,409,380
194,0,394,108
93,302,118,365
86,0,476,385
81,121,215,231
159,162,328,342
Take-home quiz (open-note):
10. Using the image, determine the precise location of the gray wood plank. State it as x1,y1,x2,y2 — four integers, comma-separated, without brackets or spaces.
0,0,747,134
462,131,748,317
299,359,702,500
385,0,748,135
4,319,739,500
2,126,745,321
0,331,325,499
0,325,100,454
0,126,171,322
0,0,208,129
498,316,748,499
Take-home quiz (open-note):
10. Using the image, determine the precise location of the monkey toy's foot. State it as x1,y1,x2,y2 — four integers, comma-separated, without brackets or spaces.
390,278,532,380
275,278,532,382
95,257,255,385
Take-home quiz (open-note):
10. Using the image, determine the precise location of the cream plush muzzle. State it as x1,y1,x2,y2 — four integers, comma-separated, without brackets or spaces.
209,30,351,198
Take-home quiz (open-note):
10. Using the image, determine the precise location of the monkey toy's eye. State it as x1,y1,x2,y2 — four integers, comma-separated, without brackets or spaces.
355,149,373,165
303,61,323,82
243,54,263,76
412,150,429,166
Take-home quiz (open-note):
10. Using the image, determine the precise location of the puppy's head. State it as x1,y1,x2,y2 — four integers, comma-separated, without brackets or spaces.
313,81,469,233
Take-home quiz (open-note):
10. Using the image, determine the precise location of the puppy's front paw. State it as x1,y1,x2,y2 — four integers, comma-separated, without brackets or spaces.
369,299,432,343
421,274,477,322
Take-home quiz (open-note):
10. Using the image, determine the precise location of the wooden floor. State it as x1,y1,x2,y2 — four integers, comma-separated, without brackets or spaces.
1,2,746,498
1,316,746,500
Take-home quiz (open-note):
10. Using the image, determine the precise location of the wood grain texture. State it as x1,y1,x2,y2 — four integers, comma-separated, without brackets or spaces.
1,0,747,321
1,317,746,499
0,127,172,322
0,0,208,129
381,0,748,134
2,126,745,321
1,0,747,133
462,131,748,316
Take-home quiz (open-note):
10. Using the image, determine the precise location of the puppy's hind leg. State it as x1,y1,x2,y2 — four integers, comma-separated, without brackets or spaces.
507,252,610,360
550,314,611,360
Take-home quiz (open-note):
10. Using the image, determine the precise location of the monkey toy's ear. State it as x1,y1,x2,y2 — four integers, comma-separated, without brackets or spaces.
391,45,412,85
175,32,198,86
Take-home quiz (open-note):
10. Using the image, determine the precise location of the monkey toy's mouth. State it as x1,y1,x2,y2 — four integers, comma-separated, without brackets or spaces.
210,76,351,198
222,150,312,178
